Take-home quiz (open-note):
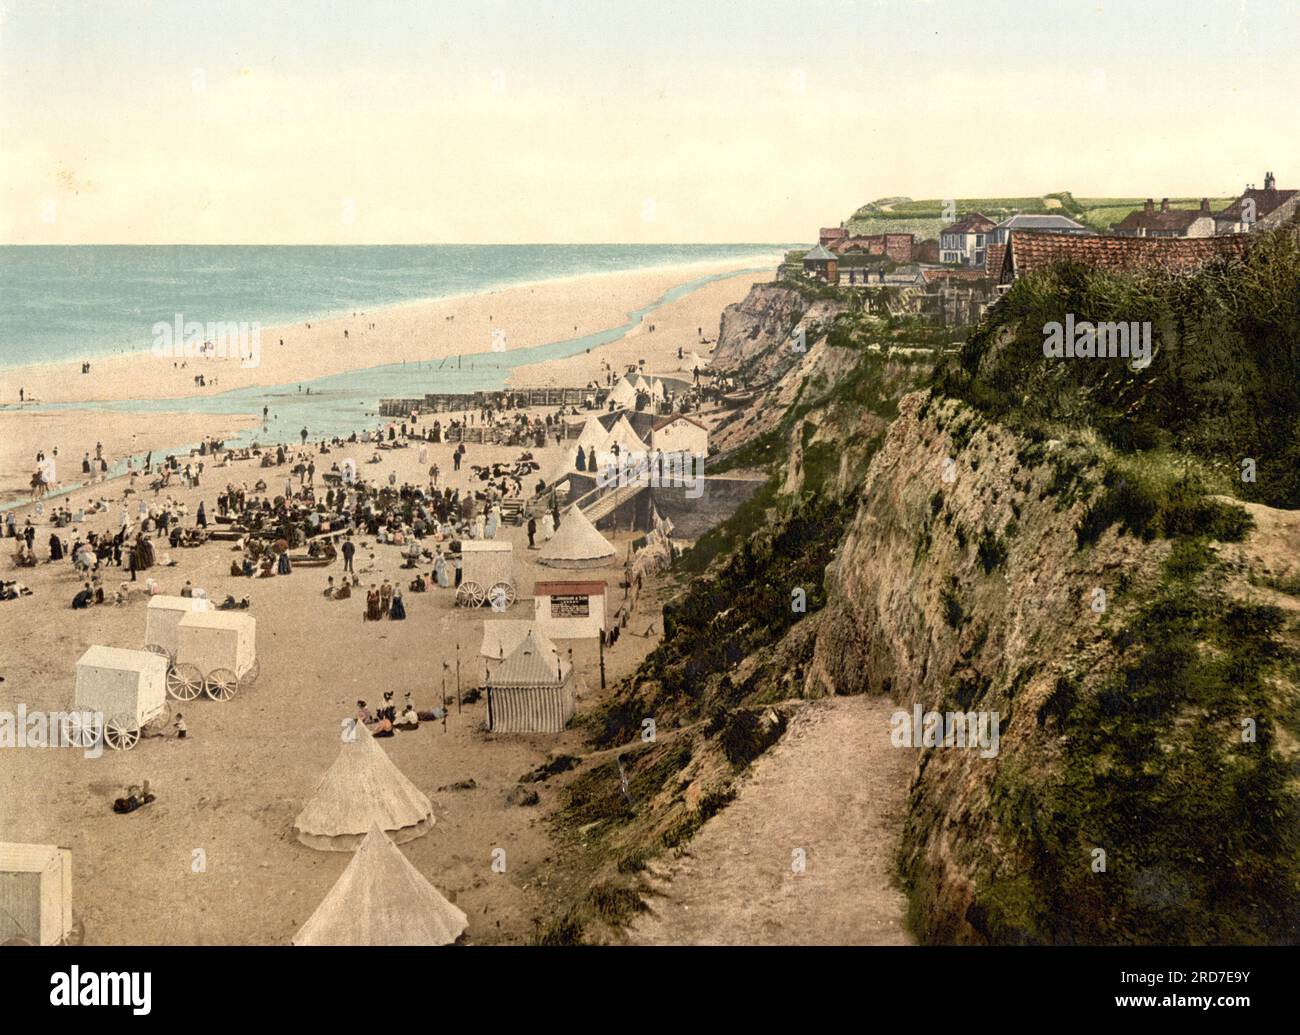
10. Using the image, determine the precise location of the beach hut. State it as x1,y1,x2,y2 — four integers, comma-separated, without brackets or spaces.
144,594,199,664
293,720,433,851
537,505,616,569
456,540,515,609
70,646,170,751
292,824,466,946
533,580,608,640
171,610,258,701
0,843,72,946
485,629,574,733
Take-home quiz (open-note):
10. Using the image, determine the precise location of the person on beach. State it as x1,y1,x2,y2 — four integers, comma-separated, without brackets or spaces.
342,536,355,573
527,515,537,549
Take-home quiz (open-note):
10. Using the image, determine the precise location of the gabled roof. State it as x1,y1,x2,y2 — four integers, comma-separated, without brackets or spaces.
292,824,467,946
1215,187,1299,223
1111,205,1209,233
993,214,1087,231
940,212,996,235
1001,230,1250,283
651,414,708,432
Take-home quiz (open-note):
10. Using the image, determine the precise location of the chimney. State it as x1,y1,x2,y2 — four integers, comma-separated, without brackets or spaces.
1143,198,1154,214
1200,197,1211,214
1265,171,1276,191
1160,198,1170,212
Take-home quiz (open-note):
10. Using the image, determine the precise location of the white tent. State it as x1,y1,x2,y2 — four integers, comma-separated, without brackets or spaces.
292,824,467,946
602,414,647,454
538,505,617,569
607,376,638,409
487,628,572,686
480,619,538,661
649,377,667,402
682,350,708,373
575,417,608,454
293,720,434,851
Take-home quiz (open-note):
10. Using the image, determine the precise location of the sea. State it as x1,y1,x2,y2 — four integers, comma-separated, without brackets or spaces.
0,244,786,507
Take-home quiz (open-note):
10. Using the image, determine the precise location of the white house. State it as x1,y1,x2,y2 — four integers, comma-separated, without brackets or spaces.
939,212,997,266
650,414,708,458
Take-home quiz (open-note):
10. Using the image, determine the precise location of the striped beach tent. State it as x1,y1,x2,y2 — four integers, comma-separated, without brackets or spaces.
485,629,574,733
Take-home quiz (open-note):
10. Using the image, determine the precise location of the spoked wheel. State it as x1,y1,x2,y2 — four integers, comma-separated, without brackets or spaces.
62,712,99,749
487,582,516,611
144,699,173,736
104,713,141,751
456,581,485,608
205,668,239,701
242,658,260,685
145,643,174,667
167,663,204,701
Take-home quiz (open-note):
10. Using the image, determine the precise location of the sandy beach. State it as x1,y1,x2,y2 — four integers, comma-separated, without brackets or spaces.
0,256,768,945
0,256,778,407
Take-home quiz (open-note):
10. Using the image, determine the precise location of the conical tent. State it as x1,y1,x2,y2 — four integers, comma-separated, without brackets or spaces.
292,824,467,946
293,720,434,851
538,505,616,568
649,378,666,402
602,415,647,453
575,417,608,454
607,376,638,408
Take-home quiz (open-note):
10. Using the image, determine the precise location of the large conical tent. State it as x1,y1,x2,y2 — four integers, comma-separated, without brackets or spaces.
293,720,434,851
292,824,467,946
575,417,608,454
538,505,616,569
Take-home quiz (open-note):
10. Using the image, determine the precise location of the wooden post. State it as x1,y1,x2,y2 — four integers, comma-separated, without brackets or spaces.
599,628,606,689
456,643,461,714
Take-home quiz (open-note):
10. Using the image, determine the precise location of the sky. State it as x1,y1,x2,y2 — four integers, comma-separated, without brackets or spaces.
1,0,1297,244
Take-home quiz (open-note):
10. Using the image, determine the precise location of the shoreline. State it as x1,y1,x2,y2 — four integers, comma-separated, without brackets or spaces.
1,263,771,506
0,252,782,403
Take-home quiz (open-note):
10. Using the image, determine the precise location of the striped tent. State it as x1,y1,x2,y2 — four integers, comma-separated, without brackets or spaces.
485,629,574,733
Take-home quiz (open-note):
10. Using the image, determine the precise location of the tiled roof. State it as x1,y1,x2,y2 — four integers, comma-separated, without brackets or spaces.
984,243,1006,276
1003,231,1250,282
921,268,995,284
804,244,838,261
1214,188,1298,223
1111,206,1208,233
941,212,996,235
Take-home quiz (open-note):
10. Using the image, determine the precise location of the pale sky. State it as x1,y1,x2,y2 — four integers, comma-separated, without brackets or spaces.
1,0,1296,244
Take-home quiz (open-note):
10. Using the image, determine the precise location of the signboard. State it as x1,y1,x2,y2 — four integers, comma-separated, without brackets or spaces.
550,594,590,618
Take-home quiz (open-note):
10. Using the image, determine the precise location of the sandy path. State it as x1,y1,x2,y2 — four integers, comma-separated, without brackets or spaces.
628,696,915,946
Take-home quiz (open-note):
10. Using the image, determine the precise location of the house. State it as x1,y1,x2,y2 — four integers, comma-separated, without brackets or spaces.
1215,172,1299,234
914,239,941,263
988,213,1091,245
651,414,708,457
819,226,849,247
1111,198,1215,238
802,243,839,285
939,213,996,266
830,232,915,263
996,230,1250,286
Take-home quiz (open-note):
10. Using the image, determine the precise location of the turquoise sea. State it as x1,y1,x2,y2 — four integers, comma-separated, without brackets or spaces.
0,245,785,507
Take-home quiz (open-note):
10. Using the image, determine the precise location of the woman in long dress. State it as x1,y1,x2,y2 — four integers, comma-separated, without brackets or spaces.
389,587,406,620
365,585,382,621
434,550,449,588
485,506,499,539
540,511,555,541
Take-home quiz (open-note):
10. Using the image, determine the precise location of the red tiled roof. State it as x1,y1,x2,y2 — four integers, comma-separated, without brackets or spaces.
1002,230,1250,283
1111,206,1208,232
984,243,1005,276
921,268,994,284
533,581,607,597
941,212,996,235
